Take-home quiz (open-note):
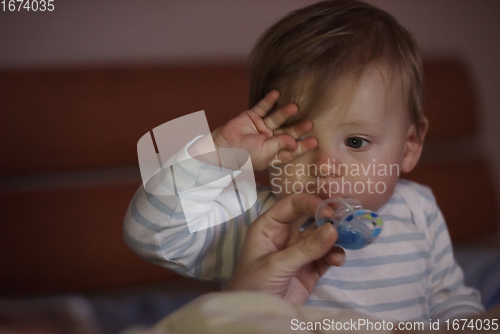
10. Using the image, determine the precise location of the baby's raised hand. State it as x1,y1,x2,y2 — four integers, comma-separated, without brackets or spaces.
212,90,318,171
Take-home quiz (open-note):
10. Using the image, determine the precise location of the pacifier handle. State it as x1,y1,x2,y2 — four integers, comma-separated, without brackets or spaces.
315,197,361,226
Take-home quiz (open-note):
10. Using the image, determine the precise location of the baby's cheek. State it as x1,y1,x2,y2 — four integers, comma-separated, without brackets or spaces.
268,169,302,199
354,174,399,211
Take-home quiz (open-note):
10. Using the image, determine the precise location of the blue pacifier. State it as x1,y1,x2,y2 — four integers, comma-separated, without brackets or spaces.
315,198,383,250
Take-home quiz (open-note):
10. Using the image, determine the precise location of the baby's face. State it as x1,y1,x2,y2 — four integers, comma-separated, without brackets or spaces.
269,64,411,211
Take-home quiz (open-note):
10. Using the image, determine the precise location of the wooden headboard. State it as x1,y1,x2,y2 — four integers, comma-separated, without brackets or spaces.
0,59,496,296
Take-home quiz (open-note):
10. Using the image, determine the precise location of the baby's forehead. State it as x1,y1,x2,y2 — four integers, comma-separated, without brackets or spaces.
308,66,409,124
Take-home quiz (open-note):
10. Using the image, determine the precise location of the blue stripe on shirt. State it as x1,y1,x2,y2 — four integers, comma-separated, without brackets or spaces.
431,278,464,298
414,185,435,204
193,225,213,278
380,214,414,224
317,270,428,290
171,230,198,259
386,196,406,205
434,244,452,263
159,227,191,251
431,264,457,283
434,222,447,240
426,209,439,228
145,191,185,220
375,232,426,244
131,192,165,232
342,251,430,267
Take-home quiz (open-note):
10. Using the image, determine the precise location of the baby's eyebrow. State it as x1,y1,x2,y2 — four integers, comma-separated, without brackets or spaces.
338,120,382,128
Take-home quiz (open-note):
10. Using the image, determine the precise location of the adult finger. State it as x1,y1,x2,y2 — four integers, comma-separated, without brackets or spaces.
313,246,346,278
293,224,345,277
256,193,335,231
272,223,338,273
297,224,346,269
251,90,280,117
285,219,316,248
245,193,335,262
322,246,346,267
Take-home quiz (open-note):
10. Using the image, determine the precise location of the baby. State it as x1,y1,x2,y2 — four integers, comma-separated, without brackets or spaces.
123,0,484,322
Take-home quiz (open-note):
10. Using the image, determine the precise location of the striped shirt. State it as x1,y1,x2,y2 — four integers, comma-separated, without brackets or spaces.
123,145,484,322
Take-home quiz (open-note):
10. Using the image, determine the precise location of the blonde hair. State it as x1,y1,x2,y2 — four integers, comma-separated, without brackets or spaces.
248,0,424,135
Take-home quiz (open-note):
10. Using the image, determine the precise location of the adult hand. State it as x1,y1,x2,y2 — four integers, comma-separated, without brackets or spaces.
227,193,346,304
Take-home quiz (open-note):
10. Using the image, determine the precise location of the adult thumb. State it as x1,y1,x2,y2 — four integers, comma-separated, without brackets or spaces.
273,223,338,273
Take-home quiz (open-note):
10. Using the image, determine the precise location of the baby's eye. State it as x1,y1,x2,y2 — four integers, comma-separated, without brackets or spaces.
345,137,369,149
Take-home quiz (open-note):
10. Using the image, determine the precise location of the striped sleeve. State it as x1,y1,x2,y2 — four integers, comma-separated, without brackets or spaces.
123,138,259,282
418,186,485,320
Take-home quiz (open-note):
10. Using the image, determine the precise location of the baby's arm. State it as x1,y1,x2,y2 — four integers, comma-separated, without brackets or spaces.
123,90,317,282
423,189,485,320
122,150,258,282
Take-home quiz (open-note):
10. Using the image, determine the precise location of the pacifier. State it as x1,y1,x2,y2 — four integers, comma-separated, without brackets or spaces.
315,198,383,250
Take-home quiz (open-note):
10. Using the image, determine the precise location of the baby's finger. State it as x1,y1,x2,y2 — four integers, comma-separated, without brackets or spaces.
251,90,280,118
274,119,313,139
276,137,318,163
262,135,298,163
263,103,298,131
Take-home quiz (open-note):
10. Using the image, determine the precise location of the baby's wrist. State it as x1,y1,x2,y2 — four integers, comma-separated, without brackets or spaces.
186,133,220,167
211,127,230,149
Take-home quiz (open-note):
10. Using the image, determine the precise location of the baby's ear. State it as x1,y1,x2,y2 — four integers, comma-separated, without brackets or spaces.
401,117,429,173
